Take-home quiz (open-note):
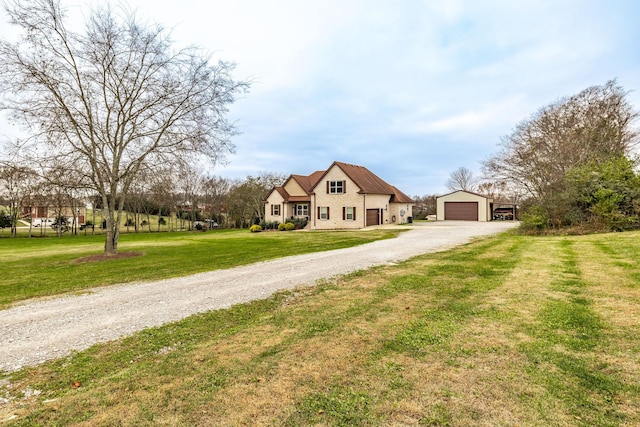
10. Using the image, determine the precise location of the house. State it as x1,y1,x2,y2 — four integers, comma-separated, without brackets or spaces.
436,190,493,221
265,161,413,230
22,204,86,227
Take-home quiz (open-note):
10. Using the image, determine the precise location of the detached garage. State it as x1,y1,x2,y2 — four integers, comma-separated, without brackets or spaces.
436,190,493,222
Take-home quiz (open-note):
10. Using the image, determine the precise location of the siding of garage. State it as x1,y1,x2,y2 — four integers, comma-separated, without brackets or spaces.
444,202,479,221
436,190,493,222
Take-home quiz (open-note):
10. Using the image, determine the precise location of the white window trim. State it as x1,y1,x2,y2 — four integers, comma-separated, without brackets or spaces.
345,206,354,220
319,206,329,220
296,204,309,216
328,180,345,194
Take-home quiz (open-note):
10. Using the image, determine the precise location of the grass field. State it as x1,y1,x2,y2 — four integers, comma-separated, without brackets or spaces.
1,230,639,426
0,228,403,308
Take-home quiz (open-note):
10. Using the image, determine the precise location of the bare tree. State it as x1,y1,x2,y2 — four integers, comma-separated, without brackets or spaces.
125,166,165,233
412,194,437,218
483,80,639,202
226,178,261,228
145,172,175,232
0,0,249,253
226,172,286,228
173,161,205,230
476,181,509,201
0,161,32,237
44,165,88,236
446,167,477,192
23,178,49,237
201,175,230,227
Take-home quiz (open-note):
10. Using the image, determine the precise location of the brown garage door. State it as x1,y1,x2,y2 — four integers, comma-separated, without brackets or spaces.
366,209,380,226
444,202,478,221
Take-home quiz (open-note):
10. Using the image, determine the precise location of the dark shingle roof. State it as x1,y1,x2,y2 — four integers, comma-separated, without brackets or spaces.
268,161,413,204
291,171,324,194
274,186,290,199
331,162,392,195
329,162,413,202
390,186,414,203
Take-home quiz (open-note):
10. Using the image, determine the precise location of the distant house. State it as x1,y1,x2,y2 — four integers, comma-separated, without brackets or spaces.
21,202,86,227
265,161,414,230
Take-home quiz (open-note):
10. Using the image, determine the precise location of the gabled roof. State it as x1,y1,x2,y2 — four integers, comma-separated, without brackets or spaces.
390,186,414,203
264,185,288,203
290,171,324,194
332,162,392,194
313,161,413,203
437,189,492,200
269,186,312,203
274,186,290,199
266,170,324,203
266,161,414,204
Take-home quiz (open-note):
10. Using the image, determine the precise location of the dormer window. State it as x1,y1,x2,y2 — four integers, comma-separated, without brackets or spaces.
327,180,345,194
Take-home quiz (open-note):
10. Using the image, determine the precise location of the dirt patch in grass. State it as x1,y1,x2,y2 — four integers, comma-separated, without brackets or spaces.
73,251,145,263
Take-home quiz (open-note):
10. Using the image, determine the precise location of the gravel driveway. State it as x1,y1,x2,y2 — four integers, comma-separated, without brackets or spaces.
0,221,518,372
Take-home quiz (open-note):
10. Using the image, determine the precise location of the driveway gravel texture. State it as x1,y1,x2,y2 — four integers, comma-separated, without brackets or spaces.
1,221,518,372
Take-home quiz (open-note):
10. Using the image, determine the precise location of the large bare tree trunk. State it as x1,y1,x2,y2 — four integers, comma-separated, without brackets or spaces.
102,193,122,254
104,224,119,254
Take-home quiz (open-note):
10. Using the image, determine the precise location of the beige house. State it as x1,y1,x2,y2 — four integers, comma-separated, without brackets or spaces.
265,161,414,230
436,190,493,221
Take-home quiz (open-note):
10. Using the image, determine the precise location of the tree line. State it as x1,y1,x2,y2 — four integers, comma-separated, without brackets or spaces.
484,80,640,232
0,161,286,237
446,80,640,232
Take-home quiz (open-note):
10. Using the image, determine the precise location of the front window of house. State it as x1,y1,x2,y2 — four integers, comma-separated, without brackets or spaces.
296,204,308,216
328,180,345,194
319,206,329,220
344,206,355,220
271,204,280,216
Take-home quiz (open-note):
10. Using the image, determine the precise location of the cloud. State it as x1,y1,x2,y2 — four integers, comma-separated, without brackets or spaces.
1,0,638,197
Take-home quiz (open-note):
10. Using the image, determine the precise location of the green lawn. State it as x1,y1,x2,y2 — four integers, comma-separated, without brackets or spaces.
1,230,639,426
0,228,403,308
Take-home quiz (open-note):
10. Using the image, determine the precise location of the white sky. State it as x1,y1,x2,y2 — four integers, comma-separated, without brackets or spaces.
1,0,639,195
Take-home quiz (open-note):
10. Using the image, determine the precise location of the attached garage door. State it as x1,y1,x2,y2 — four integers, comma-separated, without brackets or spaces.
444,202,478,221
366,209,380,226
